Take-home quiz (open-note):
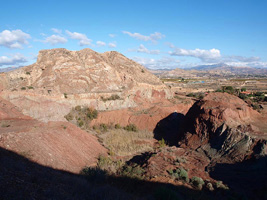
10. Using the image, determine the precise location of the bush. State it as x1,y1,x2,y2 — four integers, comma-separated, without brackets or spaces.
186,93,194,97
65,113,73,121
241,87,247,92
120,164,145,179
86,107,98,120
124,124,138,132
158,138,166,148
115,123,121,129
64,93,68,98
80,166,107,182
97,155,123,174
26,71,31,75
99,123,108,132
239,93,248,100
28,86,34,89
21,87,26,90
101,94,120,102
191,176,205,189
215,181,229,190
215,89,223,92
78,120,84,127
75,105,82,111
177,168,189,183
168,168,189,183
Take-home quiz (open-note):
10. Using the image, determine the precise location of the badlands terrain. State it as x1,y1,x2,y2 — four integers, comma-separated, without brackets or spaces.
0,48,267,199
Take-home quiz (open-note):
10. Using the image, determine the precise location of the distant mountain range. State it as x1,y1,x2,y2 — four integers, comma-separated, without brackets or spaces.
148,63,267,78
0,66,21,73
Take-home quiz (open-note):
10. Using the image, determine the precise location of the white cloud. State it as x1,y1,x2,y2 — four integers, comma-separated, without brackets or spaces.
225,55,260,62
44,35,67,45
137,44,160,54
133,56,180,69
122,31,165,43
0,53,27,66
96,41,106,47
108,42,117,48
66,30,92,46
169,45,221,62
109,34,116,38
0,29,31,49
51,28,62,34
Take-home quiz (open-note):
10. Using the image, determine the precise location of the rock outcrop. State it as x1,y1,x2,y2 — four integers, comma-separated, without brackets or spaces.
179,92,267,163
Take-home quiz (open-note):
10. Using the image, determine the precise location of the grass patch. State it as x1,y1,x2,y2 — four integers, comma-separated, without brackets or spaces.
99,129,153,156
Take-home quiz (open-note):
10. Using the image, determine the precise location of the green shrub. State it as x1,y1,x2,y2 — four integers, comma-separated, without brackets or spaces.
120,164,145,179
65,113,73,121
186,93,194,97
27,86,34,89
222,86,234,94
78,120,84,127
241,87,247,92
124,124,138,132
177,168,189,182
21,87,26,90
97,155,123,174
101,94,120,102
86,107,98,120
64,93,68,98
215,181,229,190
158,138,166,148
99,123,108,132
115,123,121,129
215,89,223,92
191,176,205,189
75,105,82,111
26,71,31,75
239,93,248,100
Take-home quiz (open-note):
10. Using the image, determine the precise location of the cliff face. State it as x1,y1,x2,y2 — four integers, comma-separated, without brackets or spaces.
179,93,267,163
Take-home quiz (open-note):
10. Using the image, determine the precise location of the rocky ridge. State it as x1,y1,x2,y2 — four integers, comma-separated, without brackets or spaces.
0,48,171,122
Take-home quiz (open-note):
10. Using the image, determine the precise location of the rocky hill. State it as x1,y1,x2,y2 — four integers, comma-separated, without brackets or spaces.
178,92,267,163
1,48,165,94
0,48,171,122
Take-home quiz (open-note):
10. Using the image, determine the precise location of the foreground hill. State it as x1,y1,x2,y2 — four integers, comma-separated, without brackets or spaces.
0,97,107,173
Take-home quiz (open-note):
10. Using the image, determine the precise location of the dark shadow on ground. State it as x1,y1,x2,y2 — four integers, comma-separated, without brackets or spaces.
0,147,253,200
208,156,267,200
153,112,185,146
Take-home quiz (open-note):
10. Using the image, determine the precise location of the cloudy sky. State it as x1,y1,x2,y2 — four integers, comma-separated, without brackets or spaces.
1,0,267,69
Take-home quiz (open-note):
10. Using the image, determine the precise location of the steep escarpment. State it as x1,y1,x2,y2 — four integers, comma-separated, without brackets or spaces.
179,93,267,163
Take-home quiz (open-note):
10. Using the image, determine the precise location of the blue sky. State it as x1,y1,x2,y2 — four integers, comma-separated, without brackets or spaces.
0,0,267,69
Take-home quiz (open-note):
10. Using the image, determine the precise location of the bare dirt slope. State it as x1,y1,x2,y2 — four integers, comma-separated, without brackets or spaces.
0,98,107,173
